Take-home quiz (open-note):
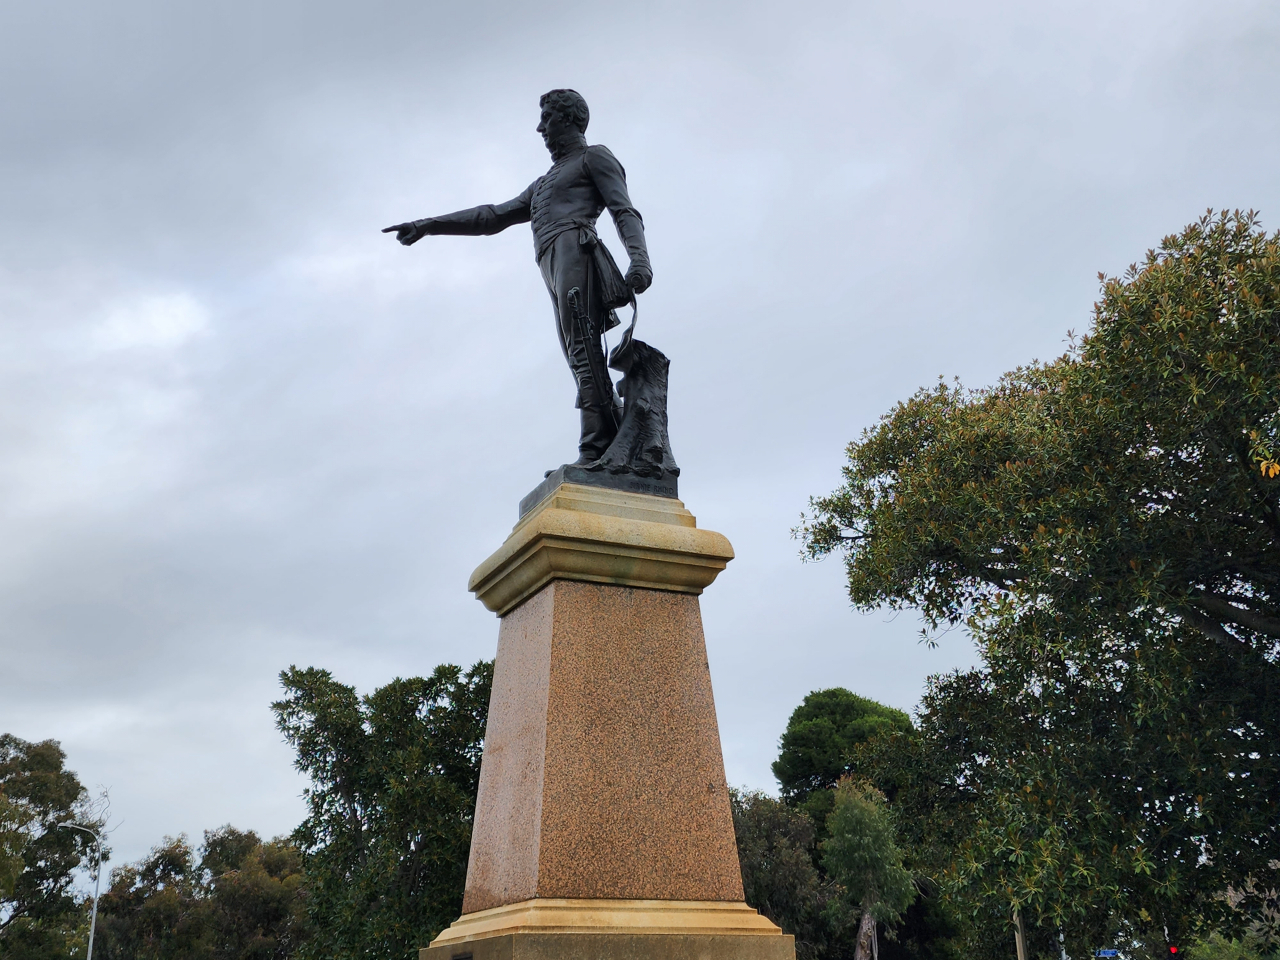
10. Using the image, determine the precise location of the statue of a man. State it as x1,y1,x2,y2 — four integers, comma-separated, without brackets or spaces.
383,89,652,466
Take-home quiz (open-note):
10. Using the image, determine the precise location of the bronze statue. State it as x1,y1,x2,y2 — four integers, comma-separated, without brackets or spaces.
383,89,660,473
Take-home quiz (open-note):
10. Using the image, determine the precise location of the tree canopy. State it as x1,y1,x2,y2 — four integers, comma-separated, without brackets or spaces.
773,687,913,832
822,781,915,926
731,789,856,960
95,826,309,960
744,683,960,960
802,210,1280,643
272,661,491,960
801,211,1280,954
822,779,917,960
0,734,105,960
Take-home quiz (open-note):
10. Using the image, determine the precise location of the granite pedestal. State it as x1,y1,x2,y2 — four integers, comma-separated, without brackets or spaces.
423,483,793,960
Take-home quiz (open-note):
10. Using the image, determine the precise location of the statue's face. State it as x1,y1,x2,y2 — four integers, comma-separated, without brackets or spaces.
537,105,576,151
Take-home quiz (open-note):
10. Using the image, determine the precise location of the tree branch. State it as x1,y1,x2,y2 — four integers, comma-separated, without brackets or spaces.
1192,591,1280,639
1179,606,1245,651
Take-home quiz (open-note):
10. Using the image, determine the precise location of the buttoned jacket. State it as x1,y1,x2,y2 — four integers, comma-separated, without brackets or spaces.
423,143,650,274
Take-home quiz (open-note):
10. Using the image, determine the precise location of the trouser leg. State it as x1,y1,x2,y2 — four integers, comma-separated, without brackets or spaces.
539,233,619,462
577,405,616,463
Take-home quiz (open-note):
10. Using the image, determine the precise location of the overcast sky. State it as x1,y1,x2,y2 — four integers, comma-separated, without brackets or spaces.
2,0,1279,868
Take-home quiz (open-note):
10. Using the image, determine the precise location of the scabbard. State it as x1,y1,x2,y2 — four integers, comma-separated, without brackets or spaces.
567,286,620,426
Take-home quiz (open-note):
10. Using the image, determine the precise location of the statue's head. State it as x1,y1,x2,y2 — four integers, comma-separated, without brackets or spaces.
538,89,589,150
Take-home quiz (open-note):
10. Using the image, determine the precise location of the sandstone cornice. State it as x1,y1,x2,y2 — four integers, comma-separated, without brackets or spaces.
468,484,734,615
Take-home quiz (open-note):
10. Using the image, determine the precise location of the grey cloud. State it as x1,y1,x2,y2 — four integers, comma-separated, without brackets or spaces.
2,0,1278,864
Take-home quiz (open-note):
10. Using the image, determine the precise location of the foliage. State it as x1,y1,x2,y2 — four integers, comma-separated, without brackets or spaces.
96,835,215,960
0,734,104,960
822,779,916,960
773,687,913,834
95,827,308,960
0,792,24,904
203,827,309,960
766,685,963,959
95,826,308,960
744,680,963,960
876,888,963,960
273,661,492,960
730,789,857,960
849,721,1023,958
799,211,1280,953
1186,929,1280,960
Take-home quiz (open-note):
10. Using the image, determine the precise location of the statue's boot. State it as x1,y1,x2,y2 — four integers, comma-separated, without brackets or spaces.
572,403,618,466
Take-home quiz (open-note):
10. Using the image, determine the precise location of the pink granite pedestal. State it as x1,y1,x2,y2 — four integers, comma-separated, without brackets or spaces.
423,484,794,960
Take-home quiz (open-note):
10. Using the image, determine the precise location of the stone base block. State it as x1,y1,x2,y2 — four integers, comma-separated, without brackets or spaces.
423,932,796,960
423,899,794,960
460,581,744,910
470,483,732,616
520,465,678,517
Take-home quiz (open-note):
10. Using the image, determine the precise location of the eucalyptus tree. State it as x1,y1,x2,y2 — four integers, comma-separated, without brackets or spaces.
0,734,105,960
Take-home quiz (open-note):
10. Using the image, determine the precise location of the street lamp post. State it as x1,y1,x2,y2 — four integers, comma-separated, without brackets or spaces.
58,823,103,960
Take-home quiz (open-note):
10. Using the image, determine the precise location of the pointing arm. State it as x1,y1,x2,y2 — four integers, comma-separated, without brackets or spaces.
384,183,535,244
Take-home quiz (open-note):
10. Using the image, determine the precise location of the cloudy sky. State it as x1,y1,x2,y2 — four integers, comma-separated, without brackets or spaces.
3,0,1279,867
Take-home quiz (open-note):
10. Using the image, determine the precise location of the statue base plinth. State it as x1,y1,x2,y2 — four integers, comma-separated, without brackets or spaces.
423,899,794,960
470,484,731,617
520,465,677,518
429,483,793,960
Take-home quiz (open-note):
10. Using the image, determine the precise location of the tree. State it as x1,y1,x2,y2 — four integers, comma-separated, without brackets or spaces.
731,789,856,960
1186,930,1280,960
273,661,492,960
0,792,24,904
201,827,309,960
860,669,1140,958
771,689,961,959
799,211,1280,953
96,836,214,960
95,826,309,960
822,779,916,960
773,688,913,833
0,734,105,960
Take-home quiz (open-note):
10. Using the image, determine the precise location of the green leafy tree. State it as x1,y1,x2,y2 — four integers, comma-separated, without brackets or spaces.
799,211,1280,954
844,715,989,959
1186,930,1280,960
202,827,310,960
773,688,913,832
0,792,24,904
771,690,961,959
730,789,856,960
869,672,1130,958
822,780,916,960
273,661,492,960
96,836,214,960
95,826,308,960
0,734,105,960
